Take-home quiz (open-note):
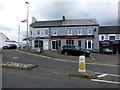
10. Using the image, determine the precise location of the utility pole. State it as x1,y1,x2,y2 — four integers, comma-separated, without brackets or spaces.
18,25,20,48
25,2,29,49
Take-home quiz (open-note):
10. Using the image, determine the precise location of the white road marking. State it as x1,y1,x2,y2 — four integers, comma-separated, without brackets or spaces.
91,79,120,84
13,57,18,59
52,72,60,75
95,72,120,77
97,74,107,78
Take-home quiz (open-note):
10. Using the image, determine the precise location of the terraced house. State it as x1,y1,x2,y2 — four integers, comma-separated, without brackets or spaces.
29,16,99,52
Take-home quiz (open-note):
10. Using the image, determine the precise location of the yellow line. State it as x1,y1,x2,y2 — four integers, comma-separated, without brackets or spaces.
16,50,120,67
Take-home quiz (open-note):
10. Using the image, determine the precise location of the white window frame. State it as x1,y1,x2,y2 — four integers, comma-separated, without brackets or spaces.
37,30,40,36
45,30,48,36
86,40,93,49
115,34,119,40
68,29,72,35
53,30,57,36
78,29,82,35
87,29,92,35
105,34,109,40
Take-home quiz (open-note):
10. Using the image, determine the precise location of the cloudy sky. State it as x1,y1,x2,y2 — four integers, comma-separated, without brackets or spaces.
0,0,119,42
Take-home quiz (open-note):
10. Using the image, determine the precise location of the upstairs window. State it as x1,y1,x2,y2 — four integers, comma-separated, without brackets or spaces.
88,29,92,35
37,30,40,35
45,30,48,35
115,34,119,40
105,35,109,40
53,30,57,36
68,29,72,35
78,29,82,35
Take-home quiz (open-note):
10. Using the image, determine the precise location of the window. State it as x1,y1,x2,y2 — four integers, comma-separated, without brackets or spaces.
78,29,82,35
115,34,119,40
110,36,115,40
45,30,48,35
37,30,40,35
101,36,104,40
88,29,92,35
66,40,74,45
30,31,32,35
105,35,108,40
85,40,93,49
53,30,57,36
68,29,72,35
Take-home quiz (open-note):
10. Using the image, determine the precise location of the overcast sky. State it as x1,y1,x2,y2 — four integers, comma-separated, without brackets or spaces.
0,0,119,42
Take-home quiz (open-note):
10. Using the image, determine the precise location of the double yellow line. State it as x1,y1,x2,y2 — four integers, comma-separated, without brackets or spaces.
16,50,120,67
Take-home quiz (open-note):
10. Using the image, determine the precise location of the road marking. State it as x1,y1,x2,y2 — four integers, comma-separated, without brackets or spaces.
91,79,120,84
97,74,107,78
95,72,120,77
16,50,120,67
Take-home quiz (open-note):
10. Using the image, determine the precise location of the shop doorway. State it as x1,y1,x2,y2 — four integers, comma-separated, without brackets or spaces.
51,40,61,50
35,40,43,48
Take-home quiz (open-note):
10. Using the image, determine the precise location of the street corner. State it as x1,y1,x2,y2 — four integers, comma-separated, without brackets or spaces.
2,62,38,70
68,70,97,79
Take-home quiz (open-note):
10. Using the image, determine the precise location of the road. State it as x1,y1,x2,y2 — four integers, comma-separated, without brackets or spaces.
2,50,120,88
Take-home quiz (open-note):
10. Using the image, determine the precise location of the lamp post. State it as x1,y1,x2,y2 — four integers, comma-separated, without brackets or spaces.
25,2,29,49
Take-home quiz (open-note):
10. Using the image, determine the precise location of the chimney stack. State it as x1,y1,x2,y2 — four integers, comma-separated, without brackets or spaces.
32,17,37,23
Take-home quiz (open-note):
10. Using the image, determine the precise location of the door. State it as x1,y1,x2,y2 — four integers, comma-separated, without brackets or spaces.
52,40,59,50
78,41,81,47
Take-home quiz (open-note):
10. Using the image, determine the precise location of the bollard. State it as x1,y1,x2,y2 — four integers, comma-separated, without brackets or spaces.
78,55,86,72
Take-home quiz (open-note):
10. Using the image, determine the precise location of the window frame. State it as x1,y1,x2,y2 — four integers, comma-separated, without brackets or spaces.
53,30,57,36
68,29,72,35
87,29,92,35
78,29,82,35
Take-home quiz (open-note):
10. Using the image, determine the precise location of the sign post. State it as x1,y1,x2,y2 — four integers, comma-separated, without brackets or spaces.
78,55,86,72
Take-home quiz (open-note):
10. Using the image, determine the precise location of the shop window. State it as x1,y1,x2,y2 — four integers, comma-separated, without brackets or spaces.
85,40,93,49
66,40,74,45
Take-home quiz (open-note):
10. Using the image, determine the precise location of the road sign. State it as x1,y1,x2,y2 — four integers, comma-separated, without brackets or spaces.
78,56,86,72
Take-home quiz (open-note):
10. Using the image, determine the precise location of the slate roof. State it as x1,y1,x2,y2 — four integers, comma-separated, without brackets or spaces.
30,19,98,28
99,26,120,34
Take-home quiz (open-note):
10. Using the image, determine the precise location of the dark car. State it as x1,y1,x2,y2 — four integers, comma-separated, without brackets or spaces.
3,44,17,49
61,45,90,57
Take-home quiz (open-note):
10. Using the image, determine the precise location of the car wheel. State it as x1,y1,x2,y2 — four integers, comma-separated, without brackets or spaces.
64,52,68,55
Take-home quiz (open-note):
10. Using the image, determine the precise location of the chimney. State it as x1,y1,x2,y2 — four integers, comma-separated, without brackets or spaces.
62,16,65,21
32,17,37,23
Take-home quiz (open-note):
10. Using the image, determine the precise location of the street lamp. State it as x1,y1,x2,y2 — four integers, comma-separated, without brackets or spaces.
25,2,29,49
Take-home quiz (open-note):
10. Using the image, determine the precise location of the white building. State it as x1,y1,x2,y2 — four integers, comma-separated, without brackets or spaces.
0,33,9,48
0,33,18,48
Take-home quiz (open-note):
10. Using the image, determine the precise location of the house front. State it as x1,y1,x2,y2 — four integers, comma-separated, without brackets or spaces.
29,17,99,52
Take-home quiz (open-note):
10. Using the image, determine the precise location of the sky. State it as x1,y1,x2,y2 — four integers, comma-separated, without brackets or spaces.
0,0,119,42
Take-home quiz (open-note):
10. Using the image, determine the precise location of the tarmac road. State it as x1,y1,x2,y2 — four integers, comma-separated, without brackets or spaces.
2,49,120,88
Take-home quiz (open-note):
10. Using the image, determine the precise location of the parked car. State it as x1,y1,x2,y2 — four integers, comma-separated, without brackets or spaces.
0,48,3,54
61,45,90,57
100,48,113,54
3,44,17,49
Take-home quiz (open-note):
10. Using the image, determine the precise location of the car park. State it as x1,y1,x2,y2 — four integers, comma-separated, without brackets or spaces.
61,45,90,57
3,44,17,49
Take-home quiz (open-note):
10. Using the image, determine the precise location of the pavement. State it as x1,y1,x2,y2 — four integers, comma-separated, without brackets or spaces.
18,49,119,66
